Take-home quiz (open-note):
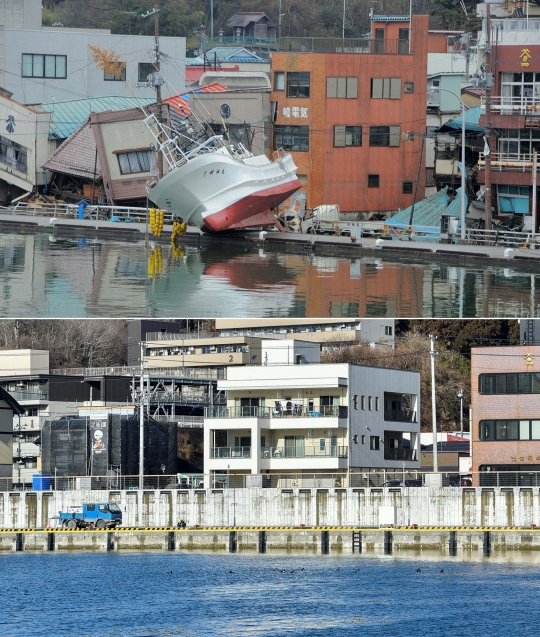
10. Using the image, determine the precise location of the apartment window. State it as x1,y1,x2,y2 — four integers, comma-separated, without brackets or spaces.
385,326,393,336
117,149,153,174
361,396,366,410
104,65,126,81
404,82,414,93
361,435,366,444
368,175,379,188
403,182,413,194
479,372,540,395
0,135,27,173
287,72,310,98
370,436,380,450
371,78,401,99
22,54,66,78
327,77,358,99
368,396,373,410
274,71,284,91
375,397,380,411
480,419,540,441
274,125,309,152
138,62,155,82
334,126,362,148
369,126,400,147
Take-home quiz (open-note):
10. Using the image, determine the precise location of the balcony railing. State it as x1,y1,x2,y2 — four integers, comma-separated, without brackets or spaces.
478,152,534,171
50,365,225,380
384,409,417,423
490,96,540,117
277,37,409,54
261,445,348,459
211,446,251,458
205,405,348,419
5,390,48,401
384,448,416,461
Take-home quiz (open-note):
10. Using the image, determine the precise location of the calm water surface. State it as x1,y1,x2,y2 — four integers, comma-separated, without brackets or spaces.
0,552,537,636
0,231,539,317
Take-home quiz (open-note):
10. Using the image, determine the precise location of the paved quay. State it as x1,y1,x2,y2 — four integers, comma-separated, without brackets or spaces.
0,212,539,270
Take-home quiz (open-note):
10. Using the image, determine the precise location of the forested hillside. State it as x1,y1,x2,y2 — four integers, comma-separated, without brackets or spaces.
42,0,480,45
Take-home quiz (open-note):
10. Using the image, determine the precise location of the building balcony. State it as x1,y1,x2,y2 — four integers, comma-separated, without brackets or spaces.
211,446,251,459
260,445,348,459
384,448,416,461
6,390,48,402
13,441,40,458
205,404,348,419
478,152,534,172
276,37,409,54
384,409,417,423
490,96,540,117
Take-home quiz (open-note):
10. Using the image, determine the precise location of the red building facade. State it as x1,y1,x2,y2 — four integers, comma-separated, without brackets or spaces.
270,15,429,215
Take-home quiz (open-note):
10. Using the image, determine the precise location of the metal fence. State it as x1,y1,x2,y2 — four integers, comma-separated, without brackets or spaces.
50,366,225,380
466,228,540,248
0,202,167,223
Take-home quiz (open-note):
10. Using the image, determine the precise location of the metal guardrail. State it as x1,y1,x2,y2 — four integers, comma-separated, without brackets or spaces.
466,228,539,247
0,202,173,224
50,366,225,380
2,470,481,491
478,151,535,171
277,37,409,54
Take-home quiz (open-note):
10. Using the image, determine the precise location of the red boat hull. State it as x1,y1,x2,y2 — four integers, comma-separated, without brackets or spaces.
202,179,302,232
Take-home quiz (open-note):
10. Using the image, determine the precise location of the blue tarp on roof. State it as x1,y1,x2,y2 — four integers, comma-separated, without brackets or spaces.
33,96,155,140
386,186,464,240
437,105,484,134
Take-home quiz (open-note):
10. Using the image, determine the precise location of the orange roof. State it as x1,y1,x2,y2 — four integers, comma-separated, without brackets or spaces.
163,83,229,117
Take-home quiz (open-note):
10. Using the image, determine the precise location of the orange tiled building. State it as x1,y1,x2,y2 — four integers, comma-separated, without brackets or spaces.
270,15,429,215
471,345,540,486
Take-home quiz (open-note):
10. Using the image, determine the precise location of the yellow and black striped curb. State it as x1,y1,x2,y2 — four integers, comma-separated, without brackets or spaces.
0,526,539,534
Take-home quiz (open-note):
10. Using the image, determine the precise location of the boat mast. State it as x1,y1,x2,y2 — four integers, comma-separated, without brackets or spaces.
142,5,164,179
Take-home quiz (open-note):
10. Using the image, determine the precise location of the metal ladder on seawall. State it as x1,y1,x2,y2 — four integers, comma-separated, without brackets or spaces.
352,531,362,553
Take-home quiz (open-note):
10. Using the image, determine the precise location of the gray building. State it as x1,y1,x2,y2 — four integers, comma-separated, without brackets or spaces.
520,319,540,346
0,386,24,485
0,2,186,103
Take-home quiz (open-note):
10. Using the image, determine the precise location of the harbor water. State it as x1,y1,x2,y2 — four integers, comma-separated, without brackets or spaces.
0,230,539,317
0,552,537,636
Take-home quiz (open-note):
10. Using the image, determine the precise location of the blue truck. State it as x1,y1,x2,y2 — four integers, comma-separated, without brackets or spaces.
59,503,122,529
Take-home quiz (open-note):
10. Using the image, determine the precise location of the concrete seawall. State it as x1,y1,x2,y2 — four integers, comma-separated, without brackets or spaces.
2,487,540,530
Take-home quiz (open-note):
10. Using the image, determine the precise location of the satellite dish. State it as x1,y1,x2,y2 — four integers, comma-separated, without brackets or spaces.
220,104,231,119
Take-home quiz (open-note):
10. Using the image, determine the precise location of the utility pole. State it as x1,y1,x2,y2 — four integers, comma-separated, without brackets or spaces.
484,10,493,231
533,150,538,240
142,6,163,179
139,341,145,490
429,335,438,473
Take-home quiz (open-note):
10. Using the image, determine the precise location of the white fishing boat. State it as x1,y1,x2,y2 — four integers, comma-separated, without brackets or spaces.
144,113,302,232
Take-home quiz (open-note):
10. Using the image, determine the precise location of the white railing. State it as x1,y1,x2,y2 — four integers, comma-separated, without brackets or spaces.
490,96,540,117
478,152,534,171
50,365,225,380
0,202,175,223
466,227,539,247
492,18,540,32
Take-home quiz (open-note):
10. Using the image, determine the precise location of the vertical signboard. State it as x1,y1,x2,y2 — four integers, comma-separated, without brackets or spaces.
90,415,108,476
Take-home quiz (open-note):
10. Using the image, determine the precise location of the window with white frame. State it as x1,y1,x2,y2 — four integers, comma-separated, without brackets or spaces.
22,54,66,78
501,72,540,105
498,127,540,159
327,77,358,99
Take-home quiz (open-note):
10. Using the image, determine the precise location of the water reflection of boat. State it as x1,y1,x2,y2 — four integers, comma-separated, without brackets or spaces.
144,114,301,233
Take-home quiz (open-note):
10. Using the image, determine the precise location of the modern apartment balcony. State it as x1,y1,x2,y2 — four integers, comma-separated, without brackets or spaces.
13,441,40,458
384,448,416,461
478,152,534,172
384,409,417,423
211,446,251,459
276,36,409,54
205,404,348,429
260,445,347,459
6,390,48,402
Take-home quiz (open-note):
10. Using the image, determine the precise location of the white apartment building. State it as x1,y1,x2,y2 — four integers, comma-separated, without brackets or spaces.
204,359,420,486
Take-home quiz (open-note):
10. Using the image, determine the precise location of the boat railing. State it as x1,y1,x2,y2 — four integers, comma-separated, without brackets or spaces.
272,148,287,160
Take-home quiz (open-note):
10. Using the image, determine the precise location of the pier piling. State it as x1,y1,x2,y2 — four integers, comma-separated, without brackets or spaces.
106,531,115,552
258,531,267,554
15,533,24,552
321,531,329,554
384,531,393,555
483,531,491,557
168,531,175,551
229,531,237,553
47,532,55,551
449,531,457,556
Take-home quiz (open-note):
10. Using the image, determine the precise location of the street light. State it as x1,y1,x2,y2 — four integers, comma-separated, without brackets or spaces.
432,86,467,241
457,389,464,436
